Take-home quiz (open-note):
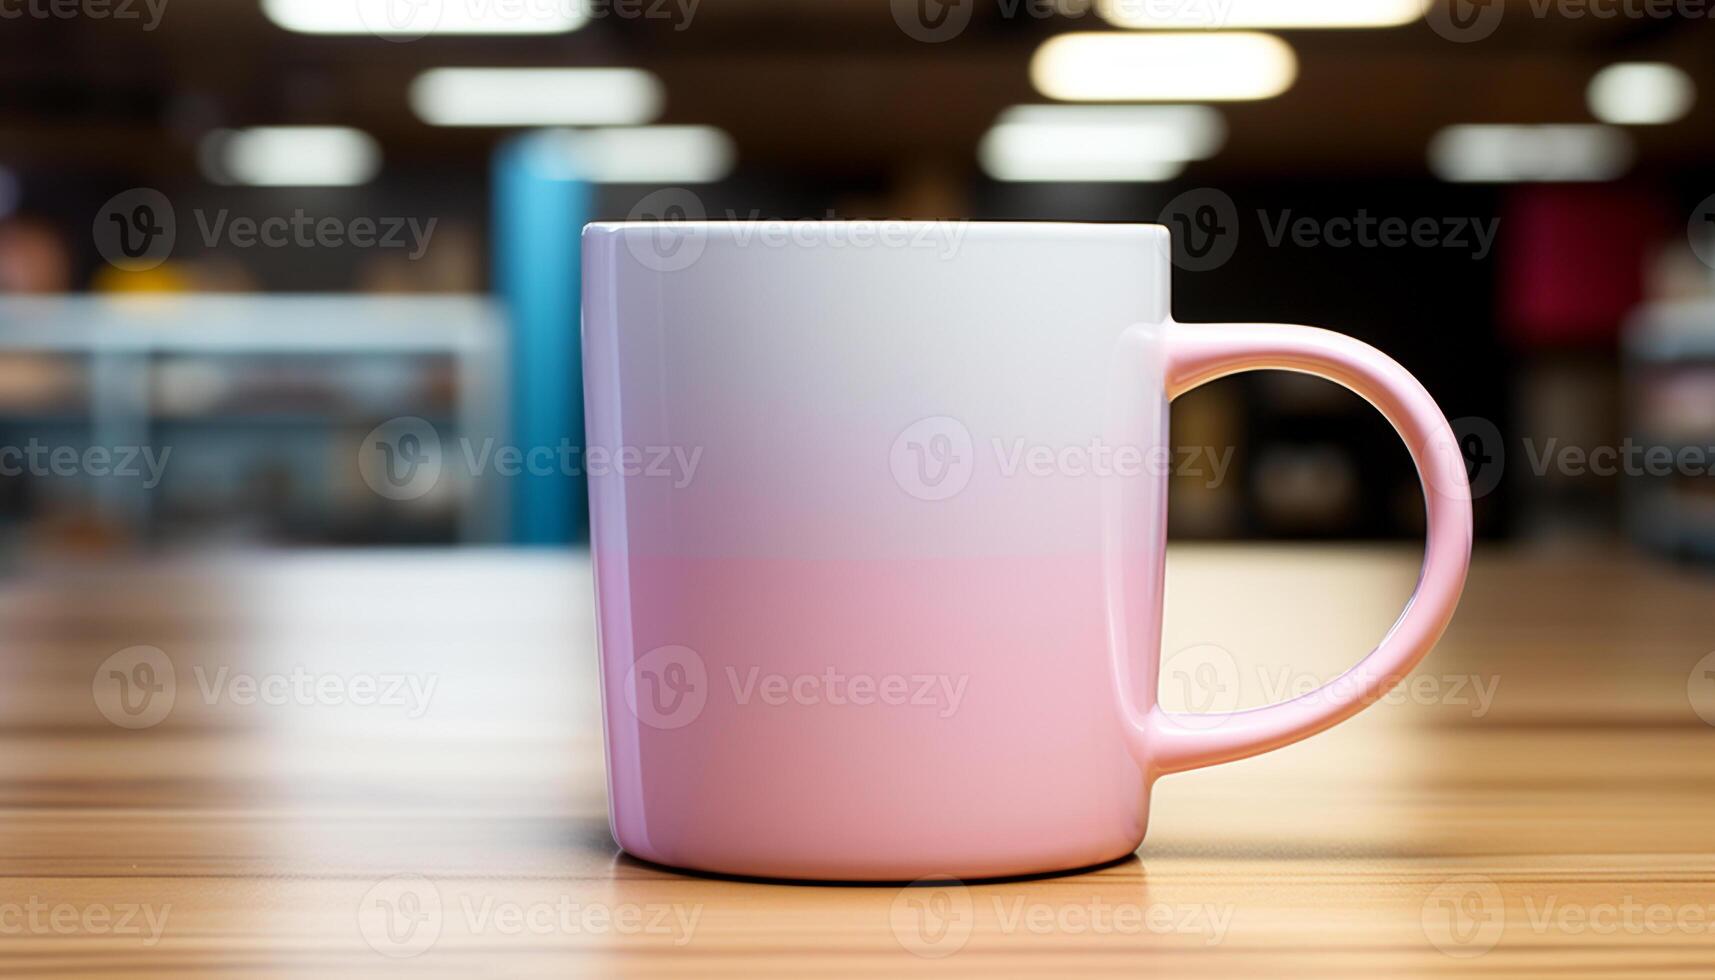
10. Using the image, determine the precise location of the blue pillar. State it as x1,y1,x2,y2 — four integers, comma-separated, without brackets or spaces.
493,132,591,545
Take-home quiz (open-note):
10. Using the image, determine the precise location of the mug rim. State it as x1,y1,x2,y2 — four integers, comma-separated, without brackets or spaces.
585,220,1166,240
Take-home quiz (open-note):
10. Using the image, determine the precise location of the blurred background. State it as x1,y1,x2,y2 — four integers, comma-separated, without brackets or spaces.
2,0,1714,557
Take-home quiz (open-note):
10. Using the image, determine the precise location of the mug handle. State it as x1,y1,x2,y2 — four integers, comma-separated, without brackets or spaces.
1141,321,1474,776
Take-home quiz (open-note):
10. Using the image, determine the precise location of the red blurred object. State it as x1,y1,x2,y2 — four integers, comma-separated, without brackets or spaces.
1500,185,1668,348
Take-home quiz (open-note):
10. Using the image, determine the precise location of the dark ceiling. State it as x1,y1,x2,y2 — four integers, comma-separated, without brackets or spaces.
5,0,1714,181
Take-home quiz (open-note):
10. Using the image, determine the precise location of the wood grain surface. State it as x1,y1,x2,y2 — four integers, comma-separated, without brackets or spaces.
0,545,1712,977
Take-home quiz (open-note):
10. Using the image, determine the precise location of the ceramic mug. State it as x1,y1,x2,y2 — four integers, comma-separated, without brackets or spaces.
581,221,1472,881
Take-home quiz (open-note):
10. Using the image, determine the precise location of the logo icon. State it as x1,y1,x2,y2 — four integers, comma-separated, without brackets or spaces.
93,645,176,730
359,417,444,501
1160,643,1241,730
358,874,442,957
891,0,975,42
1689,651,1715,727
1688,194,1715,270
1421,875,1504,957
1426,0,1504,43
93,188,175,272
625,645,709,730
890,876,974,958
890,416,975,502
624,188,709,273
357,0,444,41
1449,416,1504,500
1159,188,1239,273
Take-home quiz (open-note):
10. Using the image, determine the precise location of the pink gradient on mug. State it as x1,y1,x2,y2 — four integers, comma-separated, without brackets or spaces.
603,555,1150,881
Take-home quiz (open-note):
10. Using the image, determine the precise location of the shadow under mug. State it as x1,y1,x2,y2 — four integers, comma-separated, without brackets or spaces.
582,221,1472,882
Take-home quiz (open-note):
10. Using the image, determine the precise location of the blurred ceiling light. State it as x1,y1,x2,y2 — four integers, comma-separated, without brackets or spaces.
200,126,382,186
1032,32,1297,102
262,0,584,35
1587,62,1695,125
1096,0,1427,29
1428,125,1633,182
529,127,737,183
409,68,663,127
978,105,1223,181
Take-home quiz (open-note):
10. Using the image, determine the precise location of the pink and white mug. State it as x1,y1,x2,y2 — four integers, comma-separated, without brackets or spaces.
581,221,1472,881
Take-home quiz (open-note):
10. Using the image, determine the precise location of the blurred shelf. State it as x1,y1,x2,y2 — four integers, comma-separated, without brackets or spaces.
1623,298,1715,563
1625,299,1715,364
0,295,509,547
0,295,497,354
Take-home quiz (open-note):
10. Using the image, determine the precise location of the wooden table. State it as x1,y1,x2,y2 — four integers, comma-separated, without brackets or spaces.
1,546,1712,977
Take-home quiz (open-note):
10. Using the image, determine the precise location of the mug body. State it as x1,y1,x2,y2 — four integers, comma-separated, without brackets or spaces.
583,221,1174,881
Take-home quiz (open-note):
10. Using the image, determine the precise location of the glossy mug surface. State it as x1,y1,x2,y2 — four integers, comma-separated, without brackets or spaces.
581,221,1472,881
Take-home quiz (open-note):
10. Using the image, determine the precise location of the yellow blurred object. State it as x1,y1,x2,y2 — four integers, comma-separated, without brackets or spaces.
91,262,194,293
